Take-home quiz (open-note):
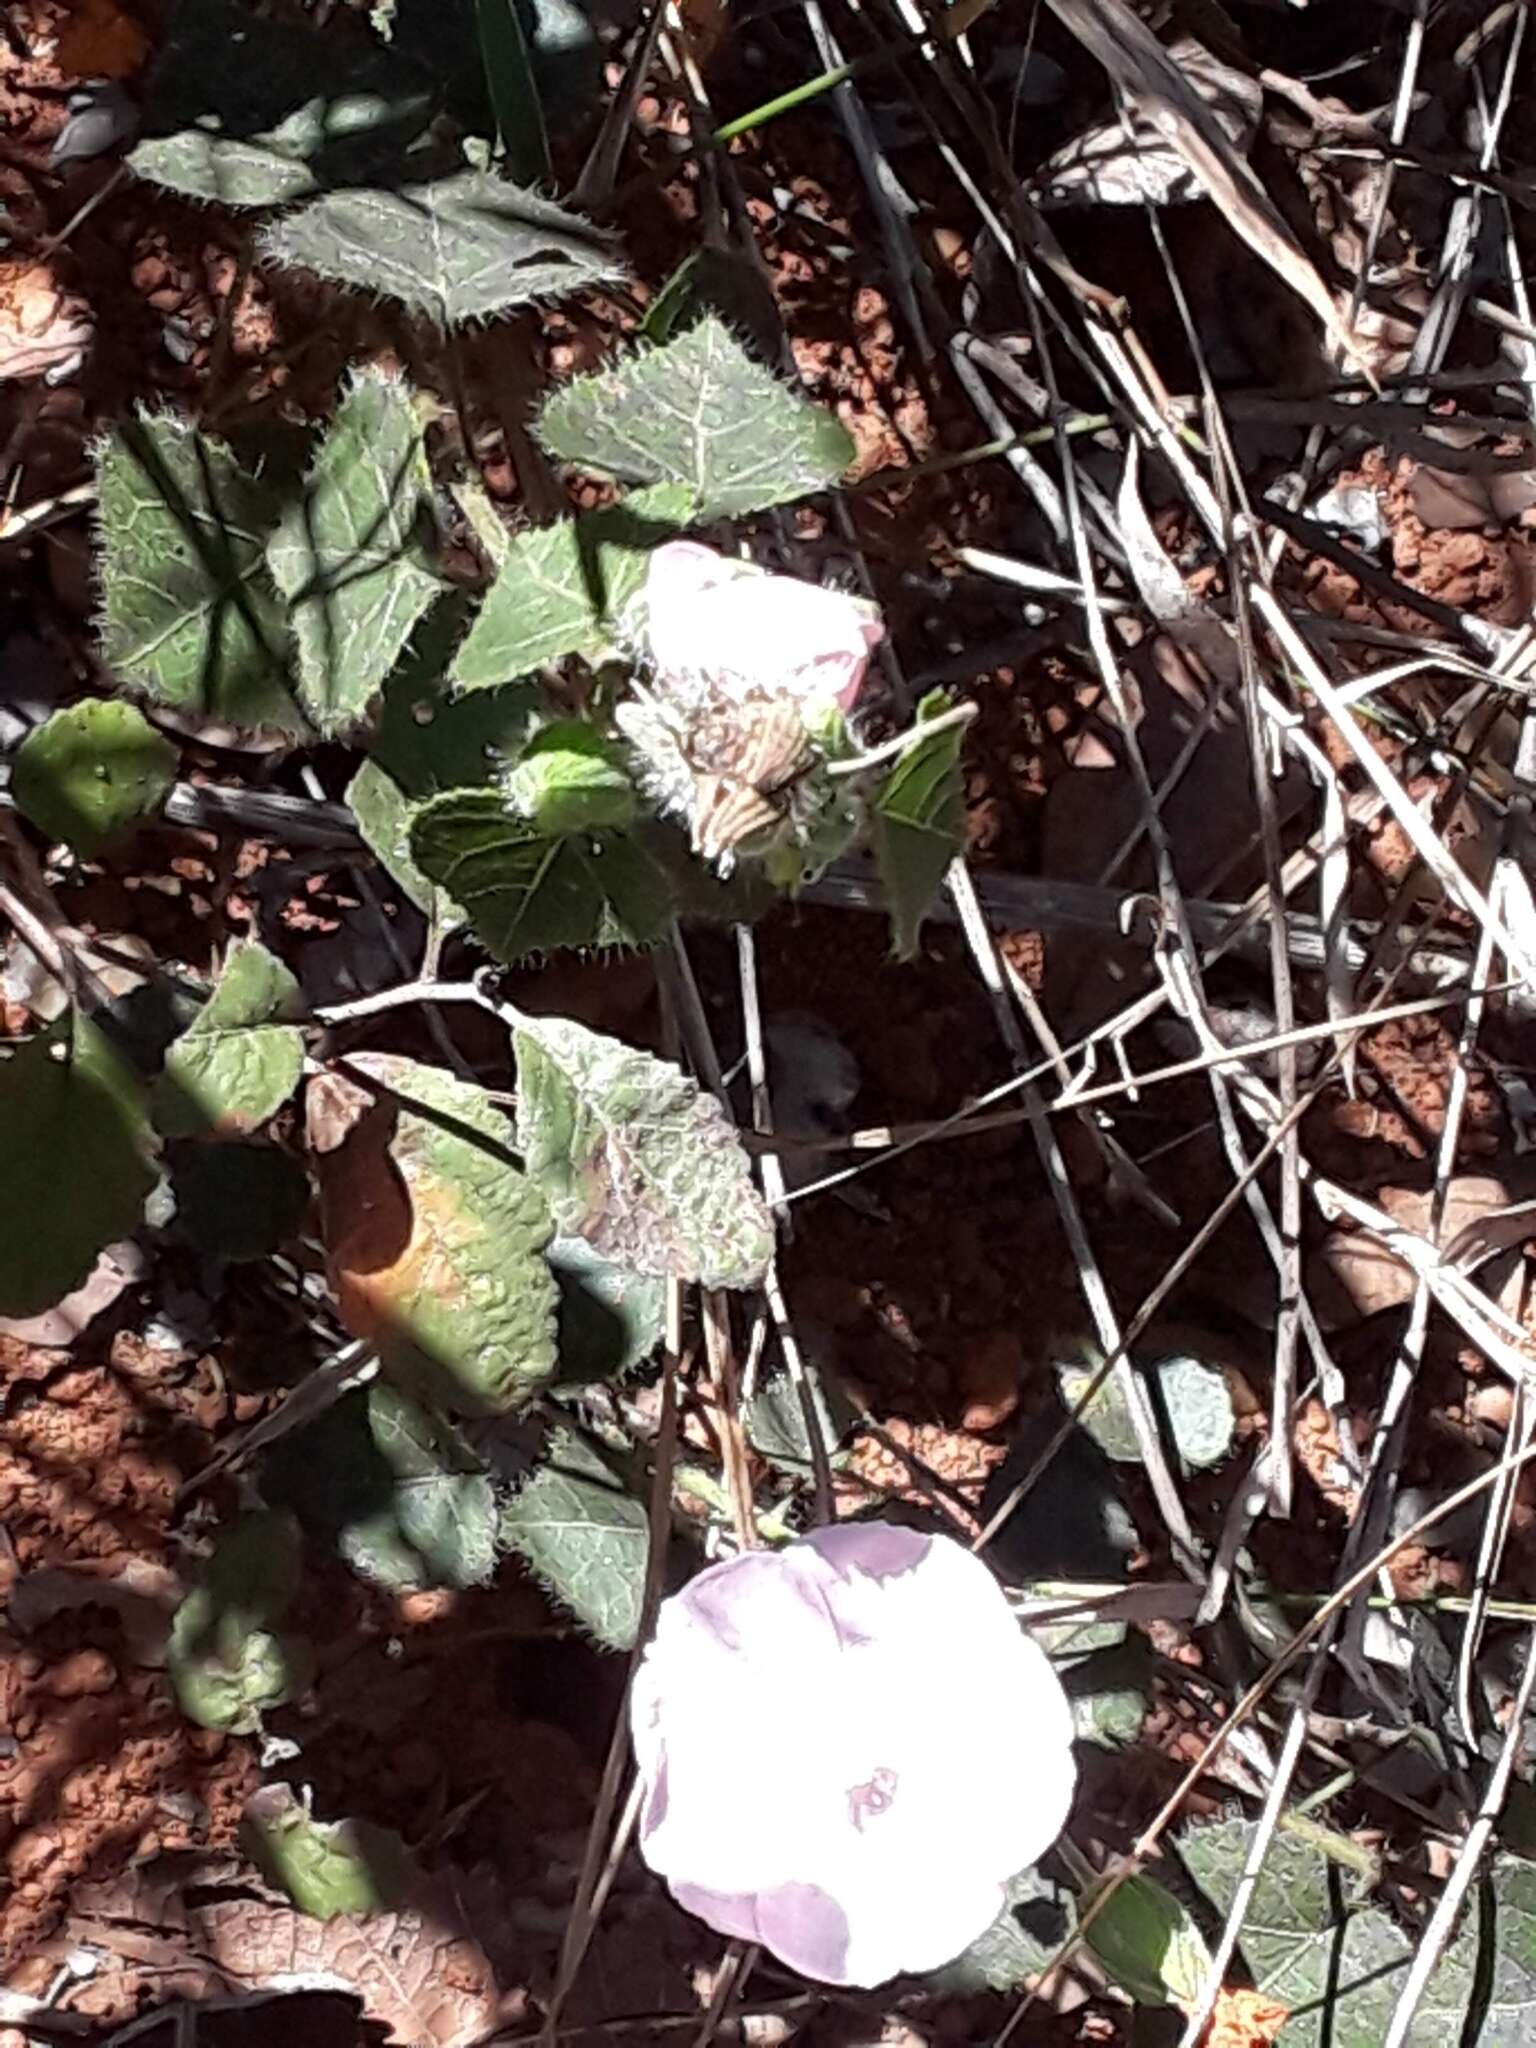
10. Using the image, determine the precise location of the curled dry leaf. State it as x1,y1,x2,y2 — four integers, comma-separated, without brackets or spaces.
8,1554,182,1666
16,1855,508,2047
1311,1173,1532,1325
1042,0,1370,377
0,1239,145,1347
1409,463,1536,531
0,260,92,384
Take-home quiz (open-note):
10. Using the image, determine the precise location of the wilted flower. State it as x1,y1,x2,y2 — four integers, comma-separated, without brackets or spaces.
617,543,882,876
640,541,884,714
631,1521,1077,1988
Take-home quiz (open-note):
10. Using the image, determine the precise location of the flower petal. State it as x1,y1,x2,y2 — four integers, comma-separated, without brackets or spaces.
633,1525,1077,1982
633,1550,851,1894
836,1861,1006,1987
642,542,882,714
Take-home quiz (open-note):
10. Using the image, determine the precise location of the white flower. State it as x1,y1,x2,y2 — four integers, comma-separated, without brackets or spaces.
640,542,884,714
630,1522,1077,1987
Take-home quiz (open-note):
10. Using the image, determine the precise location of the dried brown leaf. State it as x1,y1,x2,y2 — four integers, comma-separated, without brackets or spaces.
9,1554,182,1666
0,260,92,384
1409,462,1536,530
1043,0,1372,380
1312,1174,1532,1324
18,1856,509,2047
1033,36,1260,209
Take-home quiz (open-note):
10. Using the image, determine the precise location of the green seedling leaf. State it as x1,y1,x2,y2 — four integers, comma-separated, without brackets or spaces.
259,168,623,326
311,1055,557,1416
242,1784,416,1919
451,482,692,688
409,788,673,961
472,0,548,181
96,412,299,736
259,1390,464,1593
0,1011,155,1318
366,1382,499,1587
538,314,854,519
130,0,437,207
512,1010,775,1290
1082,1871,1211,2010
1070,1683,1146,1749
868,689,965,960
164,1139,311,1261
155,939,304,1138
928,1866,1075,1994
640,254,701,346
548,1234,666,1384
501,722,639,836
501,1427,649,1649
167,1511,312,1734
266,368,443,737
1178,1816,1500,2045
746,1367,856,1473
1058,1351,1236,1472
169,1607,311,1731
12,700,177,858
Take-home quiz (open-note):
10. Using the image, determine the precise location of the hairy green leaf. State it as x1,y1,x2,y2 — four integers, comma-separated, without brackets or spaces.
259,168,623,326
548,1235,666,1384
451,483,692,688
348,758,441,917
242,1784,415,1918
167,1511,311,1734
96,413,298,735
130,0,437,207
1070,1682,1146,1749
258,1390,473,1593
1178,1817,1496,2045
12,700,178,857
501,722,639,836
409,788,673,961
156,939,304,1138
500,1427,649,1649
366,1382,499,1587
0,1011,155,1317
266,368,443,736
373,609,543,793
868,690,965,960
347,620,540,915
538,314,854,519
512,1010,774,1290
316,1054,558,1416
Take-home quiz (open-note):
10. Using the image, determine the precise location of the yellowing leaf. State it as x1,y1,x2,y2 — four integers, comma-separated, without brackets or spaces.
310,1058,558,1417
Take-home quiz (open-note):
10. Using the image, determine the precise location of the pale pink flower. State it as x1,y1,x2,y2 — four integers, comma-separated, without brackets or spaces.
641,541,884,714
630,1522,1077,1987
